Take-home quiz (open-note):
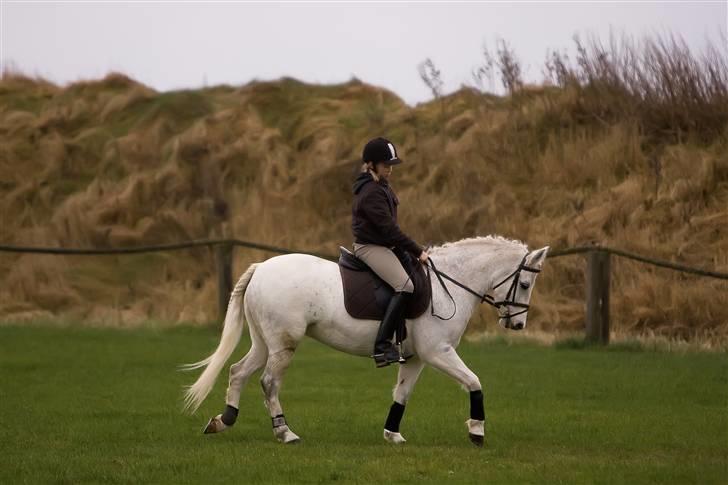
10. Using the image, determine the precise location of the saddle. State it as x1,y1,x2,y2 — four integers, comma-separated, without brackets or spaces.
338,246,431,320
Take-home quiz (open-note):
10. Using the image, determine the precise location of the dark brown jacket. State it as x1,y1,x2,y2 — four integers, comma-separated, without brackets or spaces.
351,171,423,256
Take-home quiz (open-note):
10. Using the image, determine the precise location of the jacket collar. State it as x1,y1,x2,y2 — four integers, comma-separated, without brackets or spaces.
352,171,389,194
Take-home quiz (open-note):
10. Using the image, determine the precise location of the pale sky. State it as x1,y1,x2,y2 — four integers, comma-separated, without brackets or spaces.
2,1,726,106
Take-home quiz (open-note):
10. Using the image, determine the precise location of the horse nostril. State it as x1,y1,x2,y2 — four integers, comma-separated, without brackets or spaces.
513,322,524,330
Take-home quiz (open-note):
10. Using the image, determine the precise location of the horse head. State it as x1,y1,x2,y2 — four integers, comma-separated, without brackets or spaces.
491,246,550,331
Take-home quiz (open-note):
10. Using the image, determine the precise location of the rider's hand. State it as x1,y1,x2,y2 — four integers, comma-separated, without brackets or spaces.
419,250,429,264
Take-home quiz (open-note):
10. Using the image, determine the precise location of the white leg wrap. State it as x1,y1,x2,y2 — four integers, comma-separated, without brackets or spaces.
383,429,407,444
273,425,301,444
466,418,485,437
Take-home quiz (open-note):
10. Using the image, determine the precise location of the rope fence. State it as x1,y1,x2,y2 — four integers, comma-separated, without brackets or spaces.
0,238,336,261
2,240,725,279
547,245,728,280
1,239,726,343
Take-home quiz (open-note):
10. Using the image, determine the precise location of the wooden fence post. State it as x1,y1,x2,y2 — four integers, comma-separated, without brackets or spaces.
216,242,233,321
586,249,611,344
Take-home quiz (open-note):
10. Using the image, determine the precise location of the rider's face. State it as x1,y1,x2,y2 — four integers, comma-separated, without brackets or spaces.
371,162,393,179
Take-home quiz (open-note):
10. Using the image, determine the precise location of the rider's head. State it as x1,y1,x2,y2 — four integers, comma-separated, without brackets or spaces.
361,137,402,180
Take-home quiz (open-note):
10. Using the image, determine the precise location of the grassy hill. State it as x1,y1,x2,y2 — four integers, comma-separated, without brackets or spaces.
1,38,726,342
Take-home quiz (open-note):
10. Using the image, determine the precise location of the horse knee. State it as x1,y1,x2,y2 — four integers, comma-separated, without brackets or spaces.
392,378,414,403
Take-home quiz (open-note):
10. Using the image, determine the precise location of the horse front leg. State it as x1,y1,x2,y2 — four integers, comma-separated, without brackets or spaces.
422,346,486,446
383,356,425,444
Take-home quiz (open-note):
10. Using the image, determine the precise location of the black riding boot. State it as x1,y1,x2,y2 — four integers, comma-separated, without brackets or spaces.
372,291,408,368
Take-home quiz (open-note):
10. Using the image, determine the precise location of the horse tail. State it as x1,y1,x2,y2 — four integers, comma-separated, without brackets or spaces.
180,262,259,414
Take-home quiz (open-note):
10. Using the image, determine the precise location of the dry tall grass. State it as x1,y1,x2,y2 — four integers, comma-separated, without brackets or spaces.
1,34,726,343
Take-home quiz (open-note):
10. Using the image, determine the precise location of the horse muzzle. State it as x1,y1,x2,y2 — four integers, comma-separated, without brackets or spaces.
500,318,525,331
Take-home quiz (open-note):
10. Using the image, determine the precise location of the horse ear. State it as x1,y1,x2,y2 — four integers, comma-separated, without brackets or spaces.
527,246,550,269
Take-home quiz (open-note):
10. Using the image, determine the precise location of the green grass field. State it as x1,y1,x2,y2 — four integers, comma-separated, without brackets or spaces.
0,325,726,484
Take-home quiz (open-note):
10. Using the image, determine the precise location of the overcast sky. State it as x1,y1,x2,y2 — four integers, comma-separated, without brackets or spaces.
2,1,726,106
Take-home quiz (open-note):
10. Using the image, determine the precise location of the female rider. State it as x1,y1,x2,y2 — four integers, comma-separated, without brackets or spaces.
351,137,429,368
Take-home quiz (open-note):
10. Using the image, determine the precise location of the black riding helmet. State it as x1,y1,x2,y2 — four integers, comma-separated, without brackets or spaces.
362,137,403,166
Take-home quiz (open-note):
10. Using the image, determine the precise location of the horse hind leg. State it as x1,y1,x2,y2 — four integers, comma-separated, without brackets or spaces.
203,327,268,434
260,346,300,444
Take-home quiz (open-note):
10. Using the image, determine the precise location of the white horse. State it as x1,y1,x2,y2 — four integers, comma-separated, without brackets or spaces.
181,235,549,446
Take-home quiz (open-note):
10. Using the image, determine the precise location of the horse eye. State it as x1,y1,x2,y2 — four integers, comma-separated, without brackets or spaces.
520,281,530,290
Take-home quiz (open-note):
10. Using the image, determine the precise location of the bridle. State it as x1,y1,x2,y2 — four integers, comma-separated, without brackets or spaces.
425,251,541,327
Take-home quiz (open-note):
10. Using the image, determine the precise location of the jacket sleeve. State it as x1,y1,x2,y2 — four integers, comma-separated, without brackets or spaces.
360,187,423,256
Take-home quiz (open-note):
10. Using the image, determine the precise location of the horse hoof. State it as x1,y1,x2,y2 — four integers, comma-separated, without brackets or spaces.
383,429,407,444
203,418,217,434
465,419,485,447
203,415,227,434
274,426,301,444
468,433,484,447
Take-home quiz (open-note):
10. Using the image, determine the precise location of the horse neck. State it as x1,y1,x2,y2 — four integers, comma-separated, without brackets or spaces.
433,241,526,292
428,241,527,332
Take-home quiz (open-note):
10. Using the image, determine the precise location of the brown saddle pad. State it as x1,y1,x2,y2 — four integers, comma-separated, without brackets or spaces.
338,246,431,320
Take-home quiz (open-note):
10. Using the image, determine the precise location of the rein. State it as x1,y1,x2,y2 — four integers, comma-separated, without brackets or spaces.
424,252,541,325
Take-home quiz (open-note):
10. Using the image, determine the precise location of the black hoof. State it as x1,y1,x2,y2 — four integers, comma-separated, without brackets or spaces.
468,433,484,447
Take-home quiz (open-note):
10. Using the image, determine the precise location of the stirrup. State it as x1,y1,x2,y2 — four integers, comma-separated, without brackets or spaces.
395,342,413,364
372,349,400,368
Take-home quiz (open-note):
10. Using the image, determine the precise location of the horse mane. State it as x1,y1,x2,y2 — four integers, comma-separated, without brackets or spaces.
428,235,528,255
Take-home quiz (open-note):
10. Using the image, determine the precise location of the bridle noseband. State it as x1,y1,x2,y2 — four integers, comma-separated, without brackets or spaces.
425,252,541,326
